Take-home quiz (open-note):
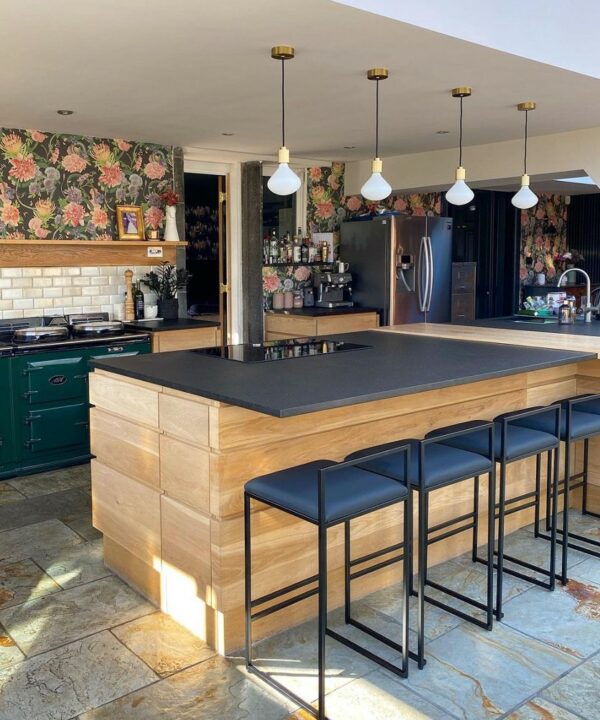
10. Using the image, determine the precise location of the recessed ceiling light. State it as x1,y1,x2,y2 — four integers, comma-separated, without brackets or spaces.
221,132,234,136
436,130,450,134
57,109,74,115
343,145,356,149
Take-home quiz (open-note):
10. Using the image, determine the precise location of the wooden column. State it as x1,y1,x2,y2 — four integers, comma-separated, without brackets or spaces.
241,161,263,344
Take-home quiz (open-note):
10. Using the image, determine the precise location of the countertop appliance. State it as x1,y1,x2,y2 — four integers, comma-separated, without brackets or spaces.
194,338,370,362
313,271,354,308
0,313,150,480
341,215,453,325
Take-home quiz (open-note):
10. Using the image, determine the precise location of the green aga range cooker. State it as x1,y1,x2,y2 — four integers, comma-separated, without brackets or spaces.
0,314,150,479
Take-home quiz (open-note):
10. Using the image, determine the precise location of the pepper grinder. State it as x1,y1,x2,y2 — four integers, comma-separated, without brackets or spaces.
124,269,135,321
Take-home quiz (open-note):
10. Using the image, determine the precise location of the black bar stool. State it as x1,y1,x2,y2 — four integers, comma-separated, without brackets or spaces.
431,406,561,620
244,446,411,720
346,421,495,669
536,394,600,582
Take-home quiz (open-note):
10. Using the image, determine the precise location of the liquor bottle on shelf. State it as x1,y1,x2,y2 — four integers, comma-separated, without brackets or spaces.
134,280,145,320
321,240,329,263
263,235,270,264
269,230,278,263
292,232,302,263
308,243,317,263
301,235,309,263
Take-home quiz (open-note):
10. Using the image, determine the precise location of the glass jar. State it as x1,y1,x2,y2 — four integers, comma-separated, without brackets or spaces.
293,291,304,309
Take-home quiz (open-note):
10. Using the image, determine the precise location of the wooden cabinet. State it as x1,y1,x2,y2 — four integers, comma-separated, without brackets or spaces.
150,326,219,352
451,262,476,323
264,311,379,341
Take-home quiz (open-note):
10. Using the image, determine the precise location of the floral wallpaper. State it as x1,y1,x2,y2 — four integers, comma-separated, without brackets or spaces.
0,128,174,240
264,162,442,301
519,193,568,285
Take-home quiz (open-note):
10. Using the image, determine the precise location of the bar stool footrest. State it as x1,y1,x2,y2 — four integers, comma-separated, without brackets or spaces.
326,627,408,677
346,616,422,665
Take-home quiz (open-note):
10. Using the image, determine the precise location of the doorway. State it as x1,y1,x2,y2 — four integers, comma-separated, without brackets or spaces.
184,172,229,343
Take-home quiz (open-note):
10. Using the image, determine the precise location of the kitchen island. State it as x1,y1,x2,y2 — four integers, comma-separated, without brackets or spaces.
88,330,594,653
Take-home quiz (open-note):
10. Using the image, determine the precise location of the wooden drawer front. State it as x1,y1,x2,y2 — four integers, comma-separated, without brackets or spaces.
451,293,475,323
155,328,218,353
159,391,210,447
92,459,161,565
452,263,476,293
160,434,210,511
89,372,159,428
316,312,379,335
90,408,160,488
264,315,316,337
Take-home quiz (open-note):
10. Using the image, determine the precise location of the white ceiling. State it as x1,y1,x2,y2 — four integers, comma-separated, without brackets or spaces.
4,0,600,162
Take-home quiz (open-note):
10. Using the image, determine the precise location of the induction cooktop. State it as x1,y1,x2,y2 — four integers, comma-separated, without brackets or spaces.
193,337,371,362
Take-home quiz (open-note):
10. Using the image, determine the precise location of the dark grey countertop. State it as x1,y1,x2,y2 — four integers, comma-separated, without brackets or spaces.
265,307,379,318
466,317,600,337
124,318,220,332
90,330,594,418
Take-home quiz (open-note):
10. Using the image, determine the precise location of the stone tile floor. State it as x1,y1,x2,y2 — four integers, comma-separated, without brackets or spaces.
0,463,598,719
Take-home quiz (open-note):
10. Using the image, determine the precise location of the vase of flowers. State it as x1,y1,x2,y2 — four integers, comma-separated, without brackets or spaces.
161,190,180,242
553,249,585,285
142,262,190,319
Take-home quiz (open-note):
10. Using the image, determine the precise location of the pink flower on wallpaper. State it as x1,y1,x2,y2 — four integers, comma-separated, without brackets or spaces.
34,199,54,221
535,207,545,220
8,156,37,182
393,197,407,212
535,238,543,249
145,205,165,230
28,130,47,143
346,195,363,212
412,206,425,217
315,201,334,219
294,266,311,282
547,266,556,277
1,133,22,155
63,202,86,227
28,217,49,239
96,233,112,241
263,272,281,293
99,162,123,188
91,142,111,165
50,148,60,164
311,185,326,202
533,261,544,272
91,206,108,228
6,231,25,239
1,203,20,226
143,160,166,180
309,167,322,181
116,139,132,151
62,153,87,173
134,155,143,171
327,174,340,190
519,266,528,280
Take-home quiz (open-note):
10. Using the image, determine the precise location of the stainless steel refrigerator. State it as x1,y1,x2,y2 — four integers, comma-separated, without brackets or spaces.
341,215,453,325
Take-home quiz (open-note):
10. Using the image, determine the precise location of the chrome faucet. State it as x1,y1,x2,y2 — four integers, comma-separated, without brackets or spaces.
557,268,594,322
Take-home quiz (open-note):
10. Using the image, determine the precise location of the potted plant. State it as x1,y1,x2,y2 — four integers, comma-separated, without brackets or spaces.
142,262,190,319
161,190,180,241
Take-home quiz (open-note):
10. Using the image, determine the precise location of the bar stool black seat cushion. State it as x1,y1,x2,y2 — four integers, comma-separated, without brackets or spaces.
427,418,557,461
346,439,492,489
245,460,408,524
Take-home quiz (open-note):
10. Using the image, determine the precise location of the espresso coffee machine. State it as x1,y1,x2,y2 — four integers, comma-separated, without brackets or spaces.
313,271,354,308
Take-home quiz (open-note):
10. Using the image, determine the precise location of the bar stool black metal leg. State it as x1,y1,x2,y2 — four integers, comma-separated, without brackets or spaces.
496,461,506,620
417,489,427,669
534,454,541,538
344,520,351,624
244,493,252,668
561,440,571,584
402,495,411,674
317,522,327,720
408,488,415,597
486,469,496,630
550,446,559,589
472,475,480,562
545,451,553,532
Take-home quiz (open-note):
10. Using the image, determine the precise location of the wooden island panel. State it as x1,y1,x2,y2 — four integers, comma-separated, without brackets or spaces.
90,359,586,654
264,311,379,341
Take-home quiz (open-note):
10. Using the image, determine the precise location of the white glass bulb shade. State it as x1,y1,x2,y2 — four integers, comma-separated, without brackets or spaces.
511,174,538,209
267,147,301,196
445,166,474,206
361,158,392,201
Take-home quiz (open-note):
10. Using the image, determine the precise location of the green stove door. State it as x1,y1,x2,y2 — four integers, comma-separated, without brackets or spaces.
19,353,88,406
23,403,89,455
0,357,15,469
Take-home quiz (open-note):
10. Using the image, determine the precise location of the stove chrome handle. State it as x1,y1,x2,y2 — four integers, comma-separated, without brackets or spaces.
22,366,44,375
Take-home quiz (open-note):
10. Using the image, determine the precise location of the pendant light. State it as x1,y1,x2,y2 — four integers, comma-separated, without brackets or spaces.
511,101,538,210
445,87,475,206
267,45,301,196
361,68,392,202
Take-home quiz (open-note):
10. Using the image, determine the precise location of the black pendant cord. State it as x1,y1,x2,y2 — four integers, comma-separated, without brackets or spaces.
459,96,463,167
523,110,529,176
375,78,380,158
281,58,286,148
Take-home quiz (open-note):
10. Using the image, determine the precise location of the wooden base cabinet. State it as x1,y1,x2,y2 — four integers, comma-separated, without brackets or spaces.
149,326,220,353
265,311,379,341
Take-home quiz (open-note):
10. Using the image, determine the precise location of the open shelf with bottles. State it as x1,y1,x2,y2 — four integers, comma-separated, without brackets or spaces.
262,262,335,267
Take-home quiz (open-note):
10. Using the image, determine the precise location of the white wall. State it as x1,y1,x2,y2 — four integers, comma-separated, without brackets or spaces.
345,127,600,196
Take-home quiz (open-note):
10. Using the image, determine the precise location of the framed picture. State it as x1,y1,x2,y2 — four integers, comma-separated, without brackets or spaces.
115,205,145,240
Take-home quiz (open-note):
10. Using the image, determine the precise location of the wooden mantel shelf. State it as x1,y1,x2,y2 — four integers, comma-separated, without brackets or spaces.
0,239,188,268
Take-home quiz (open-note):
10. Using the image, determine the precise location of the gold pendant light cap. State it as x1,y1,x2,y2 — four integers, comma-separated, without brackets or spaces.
517,101,536,111
452,87,472,98
520,173,531,186
367,68,389,81
372,158,383,173
271,45,295,60
456,166,467,181
277,146,290,164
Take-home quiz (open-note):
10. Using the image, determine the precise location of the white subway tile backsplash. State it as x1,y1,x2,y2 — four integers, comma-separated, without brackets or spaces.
64,267,81,276
72,277,91,286
81,267,99,276
22,268,43,277
0,279,11,289
42,267,62,277
13,299,34,310
43,287,64,298
32,277,52,288
33,298,55,309
11,278,33,289
2,310,24,319
1,268,23,278
23,288,43,299
52,277,73,287
2,288,23,300
82,286,100,296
